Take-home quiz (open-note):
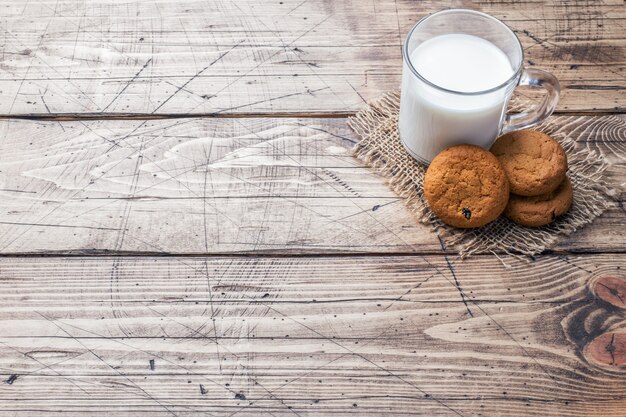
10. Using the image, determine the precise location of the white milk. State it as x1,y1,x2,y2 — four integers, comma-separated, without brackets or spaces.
399,34,515,163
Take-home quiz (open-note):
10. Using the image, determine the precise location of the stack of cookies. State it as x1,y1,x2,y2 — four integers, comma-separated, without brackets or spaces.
492,130,572,227
424,130,572,228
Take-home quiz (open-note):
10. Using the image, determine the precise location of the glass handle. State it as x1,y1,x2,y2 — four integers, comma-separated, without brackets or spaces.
501,68,560,134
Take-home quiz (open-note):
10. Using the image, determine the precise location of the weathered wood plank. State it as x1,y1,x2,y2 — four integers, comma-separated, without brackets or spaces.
0,0,623,115
0,115,624,255
0,254,625,416
0,117,431,254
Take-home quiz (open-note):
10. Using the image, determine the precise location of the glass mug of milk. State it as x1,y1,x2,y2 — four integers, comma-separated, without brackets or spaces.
399,9,560,164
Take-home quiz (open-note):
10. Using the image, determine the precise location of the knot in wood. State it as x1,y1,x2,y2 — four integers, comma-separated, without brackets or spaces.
592,276,626,309
585,332,626,368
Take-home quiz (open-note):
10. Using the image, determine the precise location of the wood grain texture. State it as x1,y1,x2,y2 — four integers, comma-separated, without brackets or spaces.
0,114,624,255
0,254,625,416
1,2,625,416
0,0,623,116
0,117,432,254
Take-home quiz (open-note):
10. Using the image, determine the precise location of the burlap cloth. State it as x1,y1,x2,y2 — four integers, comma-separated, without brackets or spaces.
349,91,616,258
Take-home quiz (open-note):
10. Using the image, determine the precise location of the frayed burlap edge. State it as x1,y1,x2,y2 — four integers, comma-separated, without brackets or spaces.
349,91,617,258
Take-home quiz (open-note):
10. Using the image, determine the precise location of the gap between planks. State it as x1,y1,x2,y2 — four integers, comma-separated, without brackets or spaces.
2,249,626,258
0,112,355,121
0,109,625,122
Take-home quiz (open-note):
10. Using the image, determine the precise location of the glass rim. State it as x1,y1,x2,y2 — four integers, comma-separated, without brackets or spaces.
402,9,524,96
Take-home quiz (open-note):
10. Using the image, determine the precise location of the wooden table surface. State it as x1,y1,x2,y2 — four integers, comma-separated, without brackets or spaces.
1,1,625,416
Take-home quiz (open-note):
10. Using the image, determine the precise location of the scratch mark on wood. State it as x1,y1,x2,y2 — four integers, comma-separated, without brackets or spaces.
49,315,235,412
437,235,473,317
101,58,153,112
285,0,307,16
0,340,90,394
151,43,241,114
260,303,466,417
215,87,330,114
35,312,180,417
200,14,334,113
382,273,436,312
141,306,300,417
347,80,367,105
0,188,37,194
522,29,546,46
0,221,124,231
